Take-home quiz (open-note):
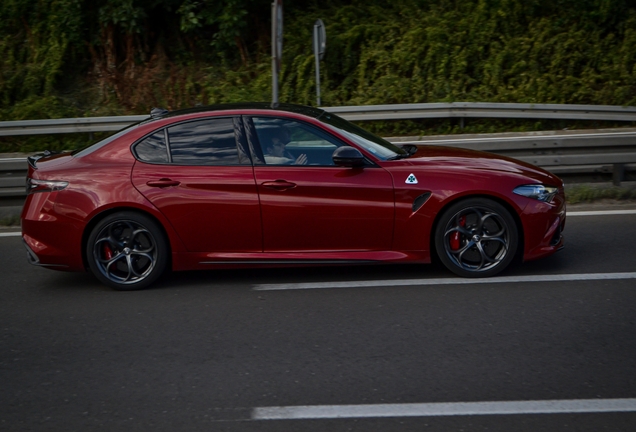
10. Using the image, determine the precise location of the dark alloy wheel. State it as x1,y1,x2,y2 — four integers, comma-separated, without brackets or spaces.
86,212,168,290
434,198,519,278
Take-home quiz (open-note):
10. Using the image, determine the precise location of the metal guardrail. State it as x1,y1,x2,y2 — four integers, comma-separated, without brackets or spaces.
1,103,636,199
390,128,636,185
327,102,636,122
1,102,636,137
0,158,28,198
1,128,635,199
0,115,147,136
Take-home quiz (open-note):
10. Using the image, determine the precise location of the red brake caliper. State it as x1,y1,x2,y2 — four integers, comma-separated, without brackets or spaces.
103,244,113,260
450,215,466,251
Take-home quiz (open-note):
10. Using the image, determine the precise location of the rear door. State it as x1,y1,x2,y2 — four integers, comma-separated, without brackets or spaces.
132,116,262,253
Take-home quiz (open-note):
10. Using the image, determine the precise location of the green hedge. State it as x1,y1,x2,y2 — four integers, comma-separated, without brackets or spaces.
1,0,636,152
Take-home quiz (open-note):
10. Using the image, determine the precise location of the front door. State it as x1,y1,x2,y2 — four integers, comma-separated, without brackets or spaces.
248,116,395,253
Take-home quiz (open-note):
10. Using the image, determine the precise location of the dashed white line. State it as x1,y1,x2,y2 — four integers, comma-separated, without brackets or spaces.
252,398,636,420
253,272,636,291
567,209,636,216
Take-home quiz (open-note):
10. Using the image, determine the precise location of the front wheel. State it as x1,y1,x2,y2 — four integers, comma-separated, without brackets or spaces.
86,212,168,290
434,198,519,278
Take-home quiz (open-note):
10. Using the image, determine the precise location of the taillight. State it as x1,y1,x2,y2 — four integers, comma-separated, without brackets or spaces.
26,178,69,194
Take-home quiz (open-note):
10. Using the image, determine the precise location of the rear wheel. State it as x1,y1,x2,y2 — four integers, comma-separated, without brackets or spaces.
434,198,519,278
86,212,168,290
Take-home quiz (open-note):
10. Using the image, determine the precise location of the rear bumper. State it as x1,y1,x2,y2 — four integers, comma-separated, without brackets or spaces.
21,192,85,272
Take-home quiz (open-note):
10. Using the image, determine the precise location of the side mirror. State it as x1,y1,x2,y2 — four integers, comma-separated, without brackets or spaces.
401,144,418,156
332,146,365,167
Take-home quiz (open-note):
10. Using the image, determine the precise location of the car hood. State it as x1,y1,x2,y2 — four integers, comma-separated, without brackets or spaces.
398,145,560,184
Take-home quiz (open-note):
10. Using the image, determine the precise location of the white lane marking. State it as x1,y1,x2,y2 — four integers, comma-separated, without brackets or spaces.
0,232,21,237
568,209,636,216
253,272,636,291
252,398,636,420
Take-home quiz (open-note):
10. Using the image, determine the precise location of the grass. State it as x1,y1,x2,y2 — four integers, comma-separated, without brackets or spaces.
565,183,636,204
0,215,20,227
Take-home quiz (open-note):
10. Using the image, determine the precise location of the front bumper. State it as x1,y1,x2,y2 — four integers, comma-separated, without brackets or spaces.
521,196,566,262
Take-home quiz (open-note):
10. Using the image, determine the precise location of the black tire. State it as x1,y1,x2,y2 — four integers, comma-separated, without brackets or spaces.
434,198,519,278
86,211,168,290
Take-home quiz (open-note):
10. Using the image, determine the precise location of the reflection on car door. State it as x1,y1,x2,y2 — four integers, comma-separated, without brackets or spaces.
132,117,262,253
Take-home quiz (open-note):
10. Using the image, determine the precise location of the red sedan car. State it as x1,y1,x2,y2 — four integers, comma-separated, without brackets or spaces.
21,103,566,290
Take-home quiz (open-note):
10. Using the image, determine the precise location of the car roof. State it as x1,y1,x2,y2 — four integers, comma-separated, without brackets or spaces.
154,102,326,121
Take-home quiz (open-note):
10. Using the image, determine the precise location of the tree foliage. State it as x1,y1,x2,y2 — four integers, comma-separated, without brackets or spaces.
281,0,636,107
1,0,635,130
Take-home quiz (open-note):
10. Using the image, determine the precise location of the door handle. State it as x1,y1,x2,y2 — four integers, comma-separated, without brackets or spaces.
146,178,181,188
261,180,297,191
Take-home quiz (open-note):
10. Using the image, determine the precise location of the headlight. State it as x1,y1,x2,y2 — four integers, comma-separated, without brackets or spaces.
27,178,69,194
513,184,558,203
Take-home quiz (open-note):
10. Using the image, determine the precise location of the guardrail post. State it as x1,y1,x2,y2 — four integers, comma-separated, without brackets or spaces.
613,163,626,186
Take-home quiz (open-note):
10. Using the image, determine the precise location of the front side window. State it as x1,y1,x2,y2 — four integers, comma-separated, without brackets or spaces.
252,117,343,166
168,118,239,165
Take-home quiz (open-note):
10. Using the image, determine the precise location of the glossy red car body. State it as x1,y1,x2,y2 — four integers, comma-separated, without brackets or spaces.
21,103,566,289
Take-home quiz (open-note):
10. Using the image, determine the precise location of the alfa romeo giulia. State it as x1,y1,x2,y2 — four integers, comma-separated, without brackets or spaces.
21,103,566,290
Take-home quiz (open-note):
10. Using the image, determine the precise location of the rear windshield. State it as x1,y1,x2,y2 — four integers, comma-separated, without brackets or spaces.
71,122,142,157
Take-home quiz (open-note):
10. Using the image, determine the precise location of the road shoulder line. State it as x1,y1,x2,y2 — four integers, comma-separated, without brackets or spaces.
0,231,20,237
0,210,633,236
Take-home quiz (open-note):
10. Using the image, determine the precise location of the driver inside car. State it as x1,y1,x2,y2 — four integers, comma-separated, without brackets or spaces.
263,127,308,165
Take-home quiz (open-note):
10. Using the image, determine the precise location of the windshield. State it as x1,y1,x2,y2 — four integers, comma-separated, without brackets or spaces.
317,112,407,161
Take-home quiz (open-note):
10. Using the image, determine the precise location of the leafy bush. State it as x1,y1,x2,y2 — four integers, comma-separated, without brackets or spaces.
2,0,636,152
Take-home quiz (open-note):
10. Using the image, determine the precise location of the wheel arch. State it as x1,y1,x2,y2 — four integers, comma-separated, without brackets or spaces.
81,206,173,271
429,193,525,264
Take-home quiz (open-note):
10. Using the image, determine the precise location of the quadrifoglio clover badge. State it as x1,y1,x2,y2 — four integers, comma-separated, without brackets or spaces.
405,173,418,184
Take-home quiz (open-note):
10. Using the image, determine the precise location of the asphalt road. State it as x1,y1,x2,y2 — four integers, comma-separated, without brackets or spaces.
1,208,636,431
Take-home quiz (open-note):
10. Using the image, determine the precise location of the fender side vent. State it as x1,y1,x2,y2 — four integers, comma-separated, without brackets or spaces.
412,192,432,212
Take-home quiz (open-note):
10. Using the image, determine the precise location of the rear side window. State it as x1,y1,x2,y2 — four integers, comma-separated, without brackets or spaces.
135,131,169,163
168,118,239,165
